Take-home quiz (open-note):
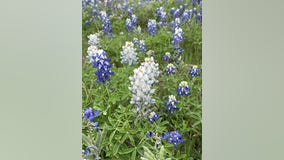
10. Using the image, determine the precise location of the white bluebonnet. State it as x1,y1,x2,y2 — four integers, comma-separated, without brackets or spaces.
164,63,176,75
121,42,138,65
162,52,172,62
177,81,191,96
86,45,99,64
129,57,160,117
147,19,158,36
87,33,100,47
164,95,179,114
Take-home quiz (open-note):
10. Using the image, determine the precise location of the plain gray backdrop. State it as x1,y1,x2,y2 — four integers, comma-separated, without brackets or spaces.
0,0,284,160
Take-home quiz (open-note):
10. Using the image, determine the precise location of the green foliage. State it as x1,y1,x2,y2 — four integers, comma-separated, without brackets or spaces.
82,0,202,159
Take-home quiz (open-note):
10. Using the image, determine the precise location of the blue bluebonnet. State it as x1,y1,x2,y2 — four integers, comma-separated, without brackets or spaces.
170,18,181,32
162,52,172,62
91,121,100,132
138,40,147,53
127,6,134,16
198,0,202,5
147,19,158,36
196,12,202,23
121,42,138,65
133,38,139,46
182,10,191,22
189,65,201,78
164,63,176,75
173,8,181,19
193,7,197,14
161,130,184,148
172,27,184,47
148,111,160,124
84,147,91,155
156,7,167,26
170,7,175,16
131,14,138,26
92,49,114,83
191,0,197,7
92,10,99,16
99,11,113,37
177,81,190,96
146,131,154,138
84,108,100,121
165,95,179,114
126,18,134,32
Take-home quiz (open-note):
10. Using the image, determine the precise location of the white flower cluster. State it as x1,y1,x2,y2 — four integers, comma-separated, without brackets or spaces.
86,45,98,64
121,41,138,65
129,57,160,113
87,33,100,47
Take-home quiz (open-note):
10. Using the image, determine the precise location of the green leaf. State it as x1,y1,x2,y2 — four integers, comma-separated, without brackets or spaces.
113,142,120,155
131,150,137,160
119,148,134,155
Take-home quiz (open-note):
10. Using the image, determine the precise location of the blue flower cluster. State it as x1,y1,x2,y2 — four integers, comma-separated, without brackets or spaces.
165,95,179,114
172,27,184,47
162,52,172,62
147,19,158,36
177,81,191,96
170,18,181,32
146,131,154,138
99,11,113,37
92,49,114,83
138,40,147,53
182,9,192,22
148,111,160,124
189,65,201,78
125,14,138,32
121,41,138,65
156,7,167,26
83,108,100,132
162,130,184,148
164,63,176,75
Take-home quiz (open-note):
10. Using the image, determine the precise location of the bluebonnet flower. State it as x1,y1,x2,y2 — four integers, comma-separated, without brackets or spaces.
91,121,100,132
92,10,99,16
161,130,184,148
198,0,202,5
99,11,113,37
147,19,158,36
83,108,100,121
127,7,134,16
86,45,98,64
182,9,191,22
191,0,197,7
131,14,138,26
193,7,197,14
172,27,184,47
129,57,160,115
146,131,154,138
87,33,100,47
121,42,138,65
165,95,179,114
156,7,167,26
148,111,160,124
173,8,181,19
170,18,181,31
196,12,202,23
162,52,172,62
189,65,201,78
133,38,139,46
84,147,91,155
170,7,175,16
164,63,176,75
177,81,190,96
138,40,147,53
122,2,128,11
92,49,114,83
126,18,134,32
